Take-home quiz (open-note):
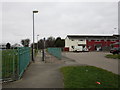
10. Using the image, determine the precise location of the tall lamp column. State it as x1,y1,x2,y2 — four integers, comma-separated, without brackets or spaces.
32,10,38,62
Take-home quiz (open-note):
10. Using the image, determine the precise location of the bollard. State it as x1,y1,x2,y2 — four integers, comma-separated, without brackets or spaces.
42,49,45,61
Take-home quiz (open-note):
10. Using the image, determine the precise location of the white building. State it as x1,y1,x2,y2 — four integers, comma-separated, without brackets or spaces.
0,43,6,49
65,35,87,51
12,43,22,48
65,34,119,51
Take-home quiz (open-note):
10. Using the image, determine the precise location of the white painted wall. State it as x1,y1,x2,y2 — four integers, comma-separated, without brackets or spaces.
65,36,87,51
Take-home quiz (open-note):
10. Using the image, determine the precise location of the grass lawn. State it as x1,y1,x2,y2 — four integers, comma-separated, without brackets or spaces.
105,54,120,59
60,66,120,88
2,49,18,79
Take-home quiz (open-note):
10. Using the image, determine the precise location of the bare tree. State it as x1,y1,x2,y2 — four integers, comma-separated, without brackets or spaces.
6,43,11,49
54,37,65,47
38,39,44,49
21,39,30,47
46,36,55,47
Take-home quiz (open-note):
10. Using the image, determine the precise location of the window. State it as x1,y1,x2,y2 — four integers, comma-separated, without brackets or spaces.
97,40,100,41
71,46,74,49
71,39,74,41
107,40,110,41
91,40,94,41
83,45,85,48
79,40,83,41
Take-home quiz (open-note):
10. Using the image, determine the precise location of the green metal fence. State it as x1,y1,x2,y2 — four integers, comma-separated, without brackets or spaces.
1,47,31,82
47,48,62,60
2,49,18,81
18,47,31,79
0,50,2,81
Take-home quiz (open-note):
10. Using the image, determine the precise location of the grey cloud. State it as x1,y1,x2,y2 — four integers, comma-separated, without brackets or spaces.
2,2,118,44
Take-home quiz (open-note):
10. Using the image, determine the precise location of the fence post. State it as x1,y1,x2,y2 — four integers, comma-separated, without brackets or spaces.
17,47,20,79
42,38,46,61
12,48,15,80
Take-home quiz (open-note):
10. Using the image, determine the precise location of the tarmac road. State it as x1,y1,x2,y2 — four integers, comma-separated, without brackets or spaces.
62,51,119,74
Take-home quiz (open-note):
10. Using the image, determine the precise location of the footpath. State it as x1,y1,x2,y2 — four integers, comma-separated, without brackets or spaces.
3,51,82,88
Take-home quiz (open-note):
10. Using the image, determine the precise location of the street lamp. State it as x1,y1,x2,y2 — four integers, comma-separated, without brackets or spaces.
32,10,38,62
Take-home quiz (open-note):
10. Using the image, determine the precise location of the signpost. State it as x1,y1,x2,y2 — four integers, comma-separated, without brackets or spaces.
42,38,45,61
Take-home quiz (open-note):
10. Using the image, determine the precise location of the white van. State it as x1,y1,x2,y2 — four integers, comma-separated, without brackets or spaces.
73,46,88,52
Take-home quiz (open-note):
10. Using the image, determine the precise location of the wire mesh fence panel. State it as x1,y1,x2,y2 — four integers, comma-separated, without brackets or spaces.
18,47,31,79
2,47,31,82
47,48,62,60
0,50,1,88
2,49,18,81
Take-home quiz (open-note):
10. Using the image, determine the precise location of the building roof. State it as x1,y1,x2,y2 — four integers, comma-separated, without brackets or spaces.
67,34,119,38
12,43,22,47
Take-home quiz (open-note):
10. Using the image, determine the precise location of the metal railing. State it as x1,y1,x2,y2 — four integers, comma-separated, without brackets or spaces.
1,47,31,82
47,48,62,60
18,47,31,79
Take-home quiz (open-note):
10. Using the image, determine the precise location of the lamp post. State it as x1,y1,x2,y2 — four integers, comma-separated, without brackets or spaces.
32,10,38,62
37,34,39,51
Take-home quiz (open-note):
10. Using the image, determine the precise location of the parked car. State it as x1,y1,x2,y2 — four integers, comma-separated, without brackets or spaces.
73,46,83,52
73,46,89,52
110,47,120,54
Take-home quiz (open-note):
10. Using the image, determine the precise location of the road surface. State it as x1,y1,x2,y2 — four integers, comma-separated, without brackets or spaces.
62,51,119,74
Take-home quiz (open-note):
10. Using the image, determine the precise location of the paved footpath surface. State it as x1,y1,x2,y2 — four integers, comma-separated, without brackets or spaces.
3,51,82,88
3,51,119,88
62,51,120,75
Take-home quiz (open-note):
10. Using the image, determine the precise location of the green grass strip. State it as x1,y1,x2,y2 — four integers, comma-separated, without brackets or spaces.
60,66,120,88
105,54,120,59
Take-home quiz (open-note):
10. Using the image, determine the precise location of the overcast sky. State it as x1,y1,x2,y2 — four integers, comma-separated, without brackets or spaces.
1,1,119,44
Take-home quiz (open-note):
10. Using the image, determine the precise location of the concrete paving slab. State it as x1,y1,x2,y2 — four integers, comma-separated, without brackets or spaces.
3,51,84,88
3,52,65,88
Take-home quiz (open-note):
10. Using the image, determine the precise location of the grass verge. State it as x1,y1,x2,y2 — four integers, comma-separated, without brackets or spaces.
2,49,18,79
105,54,120,59
60,66,120,88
